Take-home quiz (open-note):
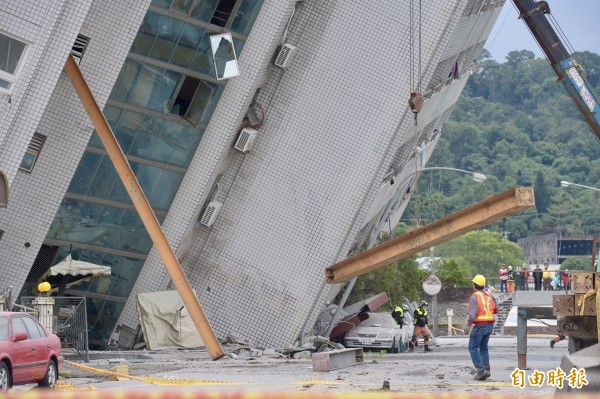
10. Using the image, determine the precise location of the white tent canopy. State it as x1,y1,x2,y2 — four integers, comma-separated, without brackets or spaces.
39,254,111,281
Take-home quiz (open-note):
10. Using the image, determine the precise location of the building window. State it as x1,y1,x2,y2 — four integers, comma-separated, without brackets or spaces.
153,0,240,28
19,133,46,172
169,75,214,124
0,32,29,93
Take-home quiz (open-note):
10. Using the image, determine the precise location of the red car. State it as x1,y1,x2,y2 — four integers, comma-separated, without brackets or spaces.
0,312,62,391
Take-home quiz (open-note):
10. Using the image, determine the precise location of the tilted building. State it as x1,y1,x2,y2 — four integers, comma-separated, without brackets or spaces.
0,0,505,348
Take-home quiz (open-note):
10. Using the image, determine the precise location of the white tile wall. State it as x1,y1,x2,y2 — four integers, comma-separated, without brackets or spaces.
0,0,150,296
117,0,505,348
0,0,504,349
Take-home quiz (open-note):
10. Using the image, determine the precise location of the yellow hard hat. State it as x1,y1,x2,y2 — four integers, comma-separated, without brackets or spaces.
472,274,486,287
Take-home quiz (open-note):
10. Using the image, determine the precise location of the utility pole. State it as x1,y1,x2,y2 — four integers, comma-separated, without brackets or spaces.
430,247,438,335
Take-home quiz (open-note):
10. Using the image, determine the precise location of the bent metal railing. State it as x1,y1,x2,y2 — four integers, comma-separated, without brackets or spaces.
20,296,89,362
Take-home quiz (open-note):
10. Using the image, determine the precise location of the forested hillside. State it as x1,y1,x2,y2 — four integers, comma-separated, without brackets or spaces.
403,49,600,241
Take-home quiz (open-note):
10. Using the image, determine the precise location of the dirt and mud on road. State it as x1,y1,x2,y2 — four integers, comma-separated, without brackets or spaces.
24,336,569,397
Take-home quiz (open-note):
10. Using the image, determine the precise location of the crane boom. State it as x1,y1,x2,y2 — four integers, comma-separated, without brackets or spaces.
512,0,600,142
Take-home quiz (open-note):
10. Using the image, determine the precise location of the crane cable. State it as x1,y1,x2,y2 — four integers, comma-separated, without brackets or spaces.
408,0,423,227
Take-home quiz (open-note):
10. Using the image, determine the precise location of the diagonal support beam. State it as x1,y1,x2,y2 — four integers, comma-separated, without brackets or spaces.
326,187,535,283
64,55,224,360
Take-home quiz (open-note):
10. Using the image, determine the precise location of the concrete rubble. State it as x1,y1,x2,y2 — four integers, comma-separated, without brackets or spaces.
41,336,563,396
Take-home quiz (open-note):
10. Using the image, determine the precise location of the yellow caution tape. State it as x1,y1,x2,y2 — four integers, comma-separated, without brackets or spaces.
54,380,98,392
63,359,248,386
293,378,345,385
62,360,543,392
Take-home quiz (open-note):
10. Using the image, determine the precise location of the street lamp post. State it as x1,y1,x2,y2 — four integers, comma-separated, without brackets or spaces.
560,180,600,193
324,166,486,338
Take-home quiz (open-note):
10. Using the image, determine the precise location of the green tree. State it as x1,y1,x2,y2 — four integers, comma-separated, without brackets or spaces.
435,230,524,277
344,256,428,306
436,258,469,288
534,171,550,213
560,257,593,270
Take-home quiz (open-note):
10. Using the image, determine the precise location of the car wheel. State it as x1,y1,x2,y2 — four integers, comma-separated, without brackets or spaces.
38,360,57,388
0,361,10,392
387,337,398,354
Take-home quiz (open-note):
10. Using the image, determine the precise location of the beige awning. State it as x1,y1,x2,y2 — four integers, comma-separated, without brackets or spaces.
39,254,111,281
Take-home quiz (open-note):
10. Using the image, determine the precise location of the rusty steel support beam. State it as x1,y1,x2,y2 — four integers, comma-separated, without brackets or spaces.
64,55,224,360
326,187,535,283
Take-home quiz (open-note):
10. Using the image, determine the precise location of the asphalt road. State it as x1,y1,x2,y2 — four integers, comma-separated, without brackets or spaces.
11,336,571,396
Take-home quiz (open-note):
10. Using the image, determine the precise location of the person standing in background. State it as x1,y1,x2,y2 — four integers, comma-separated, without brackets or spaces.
562,269,571,292
533,264,543,291
543,263,553,291
499,264,508,293
519,264,530,291
507,266,515,293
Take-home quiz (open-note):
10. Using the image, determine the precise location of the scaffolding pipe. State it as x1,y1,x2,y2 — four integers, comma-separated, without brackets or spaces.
64,55,224,360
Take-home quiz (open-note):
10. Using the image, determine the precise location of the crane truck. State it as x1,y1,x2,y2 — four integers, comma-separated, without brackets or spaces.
511,0,600,143
511,0,600,354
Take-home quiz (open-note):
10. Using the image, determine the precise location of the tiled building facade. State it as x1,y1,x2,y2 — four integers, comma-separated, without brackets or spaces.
0,0,504,348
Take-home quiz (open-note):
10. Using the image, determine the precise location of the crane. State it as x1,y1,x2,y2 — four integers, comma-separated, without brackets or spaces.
511,0,600,143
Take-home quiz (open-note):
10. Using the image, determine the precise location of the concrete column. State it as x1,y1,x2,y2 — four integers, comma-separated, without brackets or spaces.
517,306,528,369
32,297,55,332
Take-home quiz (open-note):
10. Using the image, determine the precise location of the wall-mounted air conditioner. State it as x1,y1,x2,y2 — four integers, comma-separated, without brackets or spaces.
234,127,257,153
274,43,297,68
71,34,90,64
199,201,222,227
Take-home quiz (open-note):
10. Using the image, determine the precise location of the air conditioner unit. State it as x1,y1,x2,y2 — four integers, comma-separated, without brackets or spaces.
234,127,257,153
71,34,90,65
199,201,222,227
274,43,297,68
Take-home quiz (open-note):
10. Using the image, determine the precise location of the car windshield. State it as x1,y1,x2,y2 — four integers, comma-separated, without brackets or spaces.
0,316,8,341
364,313,393,328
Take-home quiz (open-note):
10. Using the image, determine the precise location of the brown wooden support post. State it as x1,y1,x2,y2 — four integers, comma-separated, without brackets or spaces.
326,187,535,283
64,55,224,360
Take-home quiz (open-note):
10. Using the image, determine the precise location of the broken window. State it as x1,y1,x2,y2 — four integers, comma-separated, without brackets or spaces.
169,75,215,124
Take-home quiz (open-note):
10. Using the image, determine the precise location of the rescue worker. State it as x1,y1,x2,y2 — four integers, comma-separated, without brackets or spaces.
467,274,498,381
409,301,432,352
392,304,409,328
507,266,515,292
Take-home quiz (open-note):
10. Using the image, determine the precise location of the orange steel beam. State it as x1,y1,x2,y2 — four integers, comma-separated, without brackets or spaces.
326,186,535,283
64,55,224,360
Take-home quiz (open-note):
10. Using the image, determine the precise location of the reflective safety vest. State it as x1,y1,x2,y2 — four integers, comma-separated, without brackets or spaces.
471,291,496,324
393,306,404,317
414,308,427,325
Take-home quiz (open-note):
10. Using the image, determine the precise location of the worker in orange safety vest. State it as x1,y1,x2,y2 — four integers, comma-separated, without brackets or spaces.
467,274,497,381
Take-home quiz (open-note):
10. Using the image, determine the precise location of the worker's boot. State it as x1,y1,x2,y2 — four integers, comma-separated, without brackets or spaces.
424,346,432,352
474,370,487,381
408,343,414,353
550,340,555,348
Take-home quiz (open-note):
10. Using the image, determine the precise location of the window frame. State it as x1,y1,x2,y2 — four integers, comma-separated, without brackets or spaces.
162,0,243,29
168,75,215,125
21,316,44,339
0,31,30,94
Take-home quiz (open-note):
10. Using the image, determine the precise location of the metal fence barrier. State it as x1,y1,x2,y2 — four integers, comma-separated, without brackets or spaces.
21,296,89,362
